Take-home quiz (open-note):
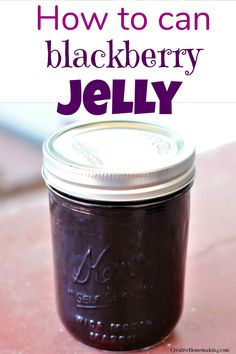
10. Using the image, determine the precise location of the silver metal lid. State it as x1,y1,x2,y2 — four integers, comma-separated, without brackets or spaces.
42,120,195,202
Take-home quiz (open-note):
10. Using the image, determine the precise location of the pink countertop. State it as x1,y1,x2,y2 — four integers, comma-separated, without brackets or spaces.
0,143,235,354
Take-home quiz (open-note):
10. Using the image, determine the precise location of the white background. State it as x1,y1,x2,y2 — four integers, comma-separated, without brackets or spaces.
0,1,235,152
0,1,235,103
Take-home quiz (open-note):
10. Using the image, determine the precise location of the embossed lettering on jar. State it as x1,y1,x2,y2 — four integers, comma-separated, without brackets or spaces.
42,120,195,351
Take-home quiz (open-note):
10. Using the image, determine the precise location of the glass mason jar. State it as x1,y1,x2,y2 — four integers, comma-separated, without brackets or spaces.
42,120,195,351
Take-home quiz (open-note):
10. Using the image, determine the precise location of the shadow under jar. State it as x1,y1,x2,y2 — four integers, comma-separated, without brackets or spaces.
42,120,195,351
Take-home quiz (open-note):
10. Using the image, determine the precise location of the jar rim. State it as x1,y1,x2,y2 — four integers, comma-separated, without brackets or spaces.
47,182,193,209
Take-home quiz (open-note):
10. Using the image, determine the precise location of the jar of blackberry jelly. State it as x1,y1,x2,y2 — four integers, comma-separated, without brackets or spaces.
42,120,195,351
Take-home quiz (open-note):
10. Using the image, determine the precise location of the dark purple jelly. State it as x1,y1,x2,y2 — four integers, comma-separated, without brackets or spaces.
49,184,191,351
